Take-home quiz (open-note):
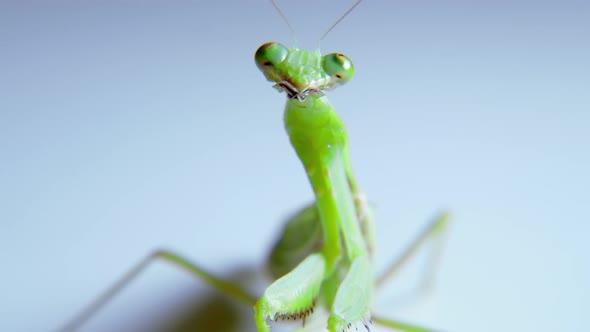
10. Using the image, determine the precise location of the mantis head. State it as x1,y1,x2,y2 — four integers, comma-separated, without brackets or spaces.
255,42,354,101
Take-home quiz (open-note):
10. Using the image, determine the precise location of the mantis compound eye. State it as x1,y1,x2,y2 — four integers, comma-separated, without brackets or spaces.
255,42,289,71
322,53,354,86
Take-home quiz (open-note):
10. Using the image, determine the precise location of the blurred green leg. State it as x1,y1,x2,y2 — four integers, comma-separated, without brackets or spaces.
57,249,256,332
376,212,450,288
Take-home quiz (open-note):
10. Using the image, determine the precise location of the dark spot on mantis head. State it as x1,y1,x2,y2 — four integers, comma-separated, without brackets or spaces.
335,74,342,78
263,61,272,66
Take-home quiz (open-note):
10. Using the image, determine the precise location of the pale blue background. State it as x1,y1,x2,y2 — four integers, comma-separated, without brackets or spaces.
1,1,589,331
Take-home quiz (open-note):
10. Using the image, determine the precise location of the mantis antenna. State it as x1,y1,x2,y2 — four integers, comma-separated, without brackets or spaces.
271,0,362,43
320,0,362,40
271,0,296,39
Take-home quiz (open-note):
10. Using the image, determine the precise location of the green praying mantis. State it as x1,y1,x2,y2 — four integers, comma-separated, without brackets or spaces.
58,1,450,331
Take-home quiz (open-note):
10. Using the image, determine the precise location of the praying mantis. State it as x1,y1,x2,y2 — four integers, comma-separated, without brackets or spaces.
58,1,449,331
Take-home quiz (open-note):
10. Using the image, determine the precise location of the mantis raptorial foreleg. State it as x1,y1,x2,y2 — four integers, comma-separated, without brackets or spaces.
269,208,450,332
255,253,326,332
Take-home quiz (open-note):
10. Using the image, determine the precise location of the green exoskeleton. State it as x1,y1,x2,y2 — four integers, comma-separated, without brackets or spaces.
251,38,449,331
253,41,376,331
57,1,449,332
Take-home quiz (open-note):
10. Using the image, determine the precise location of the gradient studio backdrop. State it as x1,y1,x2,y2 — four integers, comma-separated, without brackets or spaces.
1,1,589,331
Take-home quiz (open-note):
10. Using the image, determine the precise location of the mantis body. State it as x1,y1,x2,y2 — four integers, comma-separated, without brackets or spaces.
252,38,448,331
59,2,449,331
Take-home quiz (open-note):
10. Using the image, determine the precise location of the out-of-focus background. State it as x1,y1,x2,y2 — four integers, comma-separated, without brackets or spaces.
1,1,589,331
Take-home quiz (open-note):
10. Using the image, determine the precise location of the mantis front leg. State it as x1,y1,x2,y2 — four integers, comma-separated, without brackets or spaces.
254,253,326,332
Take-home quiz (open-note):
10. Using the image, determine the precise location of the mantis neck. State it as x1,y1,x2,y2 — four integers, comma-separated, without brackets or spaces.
283,94,368,275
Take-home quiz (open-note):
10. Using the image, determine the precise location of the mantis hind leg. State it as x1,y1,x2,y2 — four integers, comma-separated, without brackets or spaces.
376,211,450,289
369,212,450,332
57,249,256,332
372,315,439,332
